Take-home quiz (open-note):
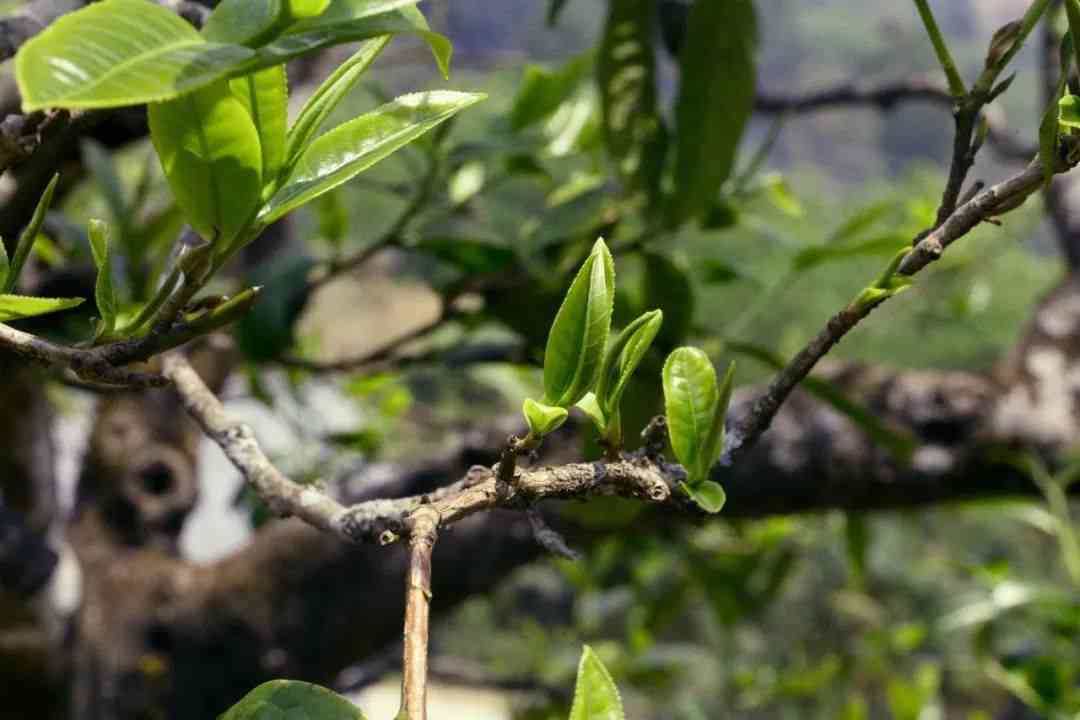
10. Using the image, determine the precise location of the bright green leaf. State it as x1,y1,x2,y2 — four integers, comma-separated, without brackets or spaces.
148,80,263,250
1040,36,1073,183
230,65,289,190
88,219,117,340
510,53,592,131
1059,94,1080,129
3,174,59,293
290,0,334,18
597,309,663,417
543,238,615,407
670,0,756,223
16,0,254,111
662,346,718,483
284,38,390,173
247,5,451,79
523,398,569,438
220,679,367,720
682,479,726,514
575,392,607,433
569,645,625,720
597,0,666,200
260,91,484,225
0,294,84,323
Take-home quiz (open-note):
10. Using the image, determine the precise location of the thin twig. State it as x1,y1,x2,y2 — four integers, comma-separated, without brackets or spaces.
399,506,439,720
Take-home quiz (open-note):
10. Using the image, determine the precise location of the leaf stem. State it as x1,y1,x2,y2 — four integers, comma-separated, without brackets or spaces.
912,0,967,97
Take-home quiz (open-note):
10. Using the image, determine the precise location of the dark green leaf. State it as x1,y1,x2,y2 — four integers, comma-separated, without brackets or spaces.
662,346,718,483
230,65,289,190
148,80,263,250
698,260,743,285
510,53,592,130
597,309,663,417
3,174,59,293
682,479,726,513
261,91,484,225
16,0,254,111
640,252,693,348
569,645,625,720
700,360,735,477
670,0,755,223
415,237,514,276
284,38,390,173
543,238,615,407
523,398,569,437
88,219,116,340
0,294,84,323
203,0,285,46
220,679,367,720
597,0,666,200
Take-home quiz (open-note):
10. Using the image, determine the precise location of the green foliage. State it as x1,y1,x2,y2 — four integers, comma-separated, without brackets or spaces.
670,0,756,224
87,219,117,340
0,294,84,323
523,398,570,438
542,238,615,407
16,0,253,111
220,679,367,719
2,173,58,293
568,645,625,720
662,348,734,512
510,53,593,131
230,65,289,193
148,80,263,250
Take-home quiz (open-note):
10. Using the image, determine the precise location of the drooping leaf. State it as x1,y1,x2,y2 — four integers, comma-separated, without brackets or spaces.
220,679,367,720
640,252,693,349
670,0,756,223
596,309,663,417
0,294,84,323
230,65,289,189
682,479,726,514
3,174,59,293
284,38,390,172
662,346,718,483
523,398,569,438
543,238,615,407
260,91,484,225
247,4,451,78
510,53,593,131
88,219,117,340
16,0,254,111
148,80,263,250
569,645,625,720
597,0,666,200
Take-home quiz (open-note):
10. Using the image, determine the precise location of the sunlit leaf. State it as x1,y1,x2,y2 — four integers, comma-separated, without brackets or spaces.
596,309,663,417
0,294,84,323
569,645,625,720
261,91,484,225
510,53,592,131
230,65,289,190
670,0,756,223
148,80,264,250
16,0,254,111
543,238,615,407
220,679,367,720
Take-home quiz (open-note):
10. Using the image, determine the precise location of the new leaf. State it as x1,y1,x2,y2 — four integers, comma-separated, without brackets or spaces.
220,679,367,720
568,645,625,720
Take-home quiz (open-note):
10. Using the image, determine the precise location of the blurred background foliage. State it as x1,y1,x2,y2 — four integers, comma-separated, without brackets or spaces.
33,0,1080,717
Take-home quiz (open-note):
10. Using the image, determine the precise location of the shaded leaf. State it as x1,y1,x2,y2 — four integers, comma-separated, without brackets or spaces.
569,645,625,720
415,237,514,276
148,80,263,250
670,0,755,223
231,65,289,190
0,294,84,323
3,174,58,293
682,479,726,514
220,679,367,720
203,0,286,46
597,0,666,200
640,252,693,348
261,91,484,225
793,233,909,271
16,0,253,111
88,219,116,340
543,238,615,407
234,254,316,361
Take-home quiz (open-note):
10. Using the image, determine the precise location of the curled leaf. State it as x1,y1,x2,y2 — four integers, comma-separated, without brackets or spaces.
523,398,569,438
